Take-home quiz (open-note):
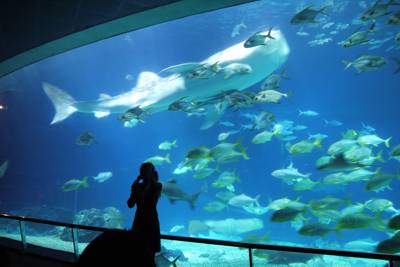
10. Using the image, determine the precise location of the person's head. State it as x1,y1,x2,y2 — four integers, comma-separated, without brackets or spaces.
140,162,158,183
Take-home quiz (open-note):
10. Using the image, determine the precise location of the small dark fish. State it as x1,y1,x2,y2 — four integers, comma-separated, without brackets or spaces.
267,251,318,265
76,132,95,146
251,111,275,130
298,223,332,237
376,238,400,254
168,97,199,113
341,23,375,48
225,91,255,109
316,154,365,172
361,0,400,21
244,28,275,48
388,11,400,24
270,207,303,222
290,6,329,25
119,106,146,122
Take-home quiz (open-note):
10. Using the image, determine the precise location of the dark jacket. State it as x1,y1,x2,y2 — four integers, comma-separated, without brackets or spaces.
127,180,162,254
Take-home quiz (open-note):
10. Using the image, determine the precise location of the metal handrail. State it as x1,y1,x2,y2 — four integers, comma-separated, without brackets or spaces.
1,213,400,264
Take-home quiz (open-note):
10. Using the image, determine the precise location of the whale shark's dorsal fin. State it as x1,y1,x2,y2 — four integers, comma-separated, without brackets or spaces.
159,62,201,75
98,93,112,100
136,72,161,88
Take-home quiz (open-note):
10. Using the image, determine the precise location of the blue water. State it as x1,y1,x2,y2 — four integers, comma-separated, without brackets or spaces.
0,0,399,255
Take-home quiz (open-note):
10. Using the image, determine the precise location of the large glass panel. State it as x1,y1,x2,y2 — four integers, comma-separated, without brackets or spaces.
161,239,248,266
24,222,74,252
0,0,398,258
0,217,20,241
252,249,389,267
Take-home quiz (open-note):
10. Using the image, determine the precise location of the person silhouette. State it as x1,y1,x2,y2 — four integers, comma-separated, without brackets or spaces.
127,162,162,266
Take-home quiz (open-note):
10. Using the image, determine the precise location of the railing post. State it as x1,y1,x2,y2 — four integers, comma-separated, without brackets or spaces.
18,220,27,251
248,247,253,267
71,227,80,261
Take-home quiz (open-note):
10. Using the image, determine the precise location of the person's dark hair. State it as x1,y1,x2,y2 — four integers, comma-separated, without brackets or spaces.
140,162,158,182
140,162,155,175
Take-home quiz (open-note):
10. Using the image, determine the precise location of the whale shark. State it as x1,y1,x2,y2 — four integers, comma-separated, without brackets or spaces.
43,29,290,127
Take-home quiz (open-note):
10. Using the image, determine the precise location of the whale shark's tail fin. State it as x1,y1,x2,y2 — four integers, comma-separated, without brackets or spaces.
42,82,77,124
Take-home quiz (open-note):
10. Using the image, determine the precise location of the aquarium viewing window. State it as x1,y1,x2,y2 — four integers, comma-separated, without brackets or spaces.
0,0,400,266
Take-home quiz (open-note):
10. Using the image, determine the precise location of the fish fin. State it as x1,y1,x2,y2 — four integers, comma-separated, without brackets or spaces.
342,60,352,70
223,72,231,79
159,62,201,75
135,71,161,87
172,255,180,267
94,111,110,118
255,194,261,206
189,191,201,210
172,139,178,147
369,22,376,32
42,83,77,124
288,161,294,169
384,137,392,148
371,213,385,232
375,150,385,163
298,109,303,116
313,138,322,148
200,102,228,130
285,142,292,154
240,145,250,160
265,27,275,40
165,153,171,164
82,176,89,188
210,61,222,73
98,93,112,100
319,5,330,15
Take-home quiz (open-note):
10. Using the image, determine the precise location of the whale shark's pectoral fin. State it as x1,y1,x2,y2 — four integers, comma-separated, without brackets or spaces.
159,62,201,75
94,111,110,118
200,101,228,130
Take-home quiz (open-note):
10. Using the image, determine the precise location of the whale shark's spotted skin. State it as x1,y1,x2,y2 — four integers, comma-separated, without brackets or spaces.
43,30,289,126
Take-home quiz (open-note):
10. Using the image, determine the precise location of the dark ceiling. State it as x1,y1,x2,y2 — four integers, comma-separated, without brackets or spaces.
0,0,179,63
